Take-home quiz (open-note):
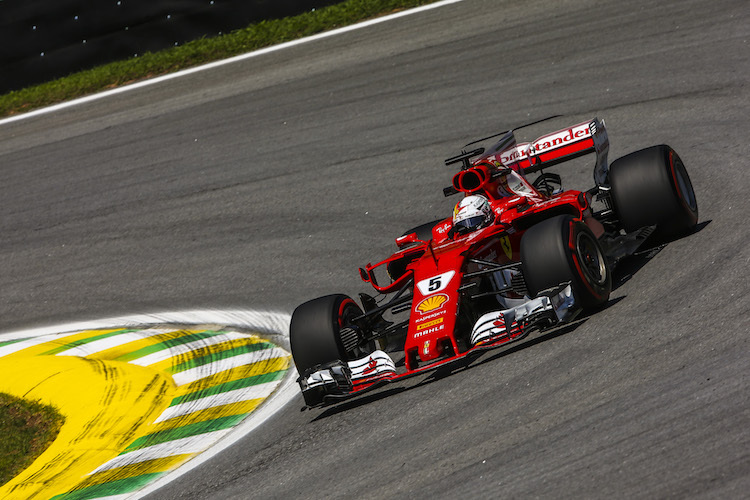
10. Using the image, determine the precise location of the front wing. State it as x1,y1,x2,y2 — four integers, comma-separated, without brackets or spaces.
298,284,575,408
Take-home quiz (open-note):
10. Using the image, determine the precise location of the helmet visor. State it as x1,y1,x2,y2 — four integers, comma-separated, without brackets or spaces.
454,215,485,234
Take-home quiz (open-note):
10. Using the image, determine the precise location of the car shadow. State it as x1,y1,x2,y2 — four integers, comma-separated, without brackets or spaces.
309,302,629,420
612,220,710,291
309,386,409,419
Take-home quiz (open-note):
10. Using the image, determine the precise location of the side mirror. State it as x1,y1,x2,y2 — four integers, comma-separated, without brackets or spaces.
395,232,418,248
359,267,371,282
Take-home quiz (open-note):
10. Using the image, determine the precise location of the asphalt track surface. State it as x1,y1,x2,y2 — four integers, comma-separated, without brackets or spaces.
1,0,748,497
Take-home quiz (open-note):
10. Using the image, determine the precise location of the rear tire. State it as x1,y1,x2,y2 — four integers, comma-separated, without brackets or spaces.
521,215,611,310
609,145,698,239
289,294,363,375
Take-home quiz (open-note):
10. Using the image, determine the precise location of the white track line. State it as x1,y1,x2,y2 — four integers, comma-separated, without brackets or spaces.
0,0,464,127
0,309,292,341
0,330,82,357
55,328,174,357
170,347,289,386
90,429,235,474
129,332,249,366
154,381,281,423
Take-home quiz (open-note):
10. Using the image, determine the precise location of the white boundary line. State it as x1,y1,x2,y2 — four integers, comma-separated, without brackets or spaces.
0,309,299,500
0,309,292,343
0,0,464,127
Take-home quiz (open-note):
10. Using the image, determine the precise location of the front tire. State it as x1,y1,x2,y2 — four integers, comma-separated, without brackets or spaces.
609,145,698,239
521,215,611,310
289,294,363,375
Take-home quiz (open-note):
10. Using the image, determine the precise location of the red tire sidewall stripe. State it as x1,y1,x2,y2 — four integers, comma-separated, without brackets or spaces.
337,298,357,328
567,220,605,300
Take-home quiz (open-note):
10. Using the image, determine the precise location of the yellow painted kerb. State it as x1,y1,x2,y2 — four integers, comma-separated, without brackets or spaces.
0,356,175,500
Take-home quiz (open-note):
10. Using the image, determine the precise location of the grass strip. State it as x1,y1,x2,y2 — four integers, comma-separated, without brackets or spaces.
0,0,441,118
0,393,65,486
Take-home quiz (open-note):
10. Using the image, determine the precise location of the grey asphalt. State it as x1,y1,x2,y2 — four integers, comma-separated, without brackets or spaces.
1,0,748,498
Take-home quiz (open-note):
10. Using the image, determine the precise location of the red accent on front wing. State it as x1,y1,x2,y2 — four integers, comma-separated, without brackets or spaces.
352,372,398,389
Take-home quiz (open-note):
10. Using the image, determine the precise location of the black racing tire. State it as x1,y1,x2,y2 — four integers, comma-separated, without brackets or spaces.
289,294,363,375
521,215,611,310
609,145,698,239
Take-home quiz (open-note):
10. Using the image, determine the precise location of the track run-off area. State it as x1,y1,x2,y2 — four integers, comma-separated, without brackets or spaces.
1,0,748,498
0,311,295,500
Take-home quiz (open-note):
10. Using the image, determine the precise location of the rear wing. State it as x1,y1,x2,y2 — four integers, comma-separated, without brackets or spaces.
474,117,610,187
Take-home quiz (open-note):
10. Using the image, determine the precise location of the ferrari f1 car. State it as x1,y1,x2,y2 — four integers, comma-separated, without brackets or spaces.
290,117,698,408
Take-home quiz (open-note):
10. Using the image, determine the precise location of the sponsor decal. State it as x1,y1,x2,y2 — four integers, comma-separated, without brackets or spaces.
415,324,445,338
435,221,452,234
500,235,513,259
416,271,456,295
533,124,590,152
416,317,444,331
415,309,447,324
423,340,430,356
415,294,449,315
498,144,530,165
498,123,591,165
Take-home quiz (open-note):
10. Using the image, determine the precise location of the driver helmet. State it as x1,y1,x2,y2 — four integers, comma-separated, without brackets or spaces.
453,195,493,234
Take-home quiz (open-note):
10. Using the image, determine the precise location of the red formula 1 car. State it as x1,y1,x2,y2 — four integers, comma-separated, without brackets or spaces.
290,117,698,408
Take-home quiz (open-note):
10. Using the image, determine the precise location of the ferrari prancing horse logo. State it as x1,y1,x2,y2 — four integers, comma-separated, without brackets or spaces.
423,340,431,356
500,235,513,259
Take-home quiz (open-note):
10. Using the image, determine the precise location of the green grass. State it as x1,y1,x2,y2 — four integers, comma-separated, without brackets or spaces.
0,393,65,486
0,0,440,118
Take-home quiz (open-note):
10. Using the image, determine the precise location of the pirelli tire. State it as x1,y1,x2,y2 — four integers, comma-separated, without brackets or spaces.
289,294,364,376
609,144,698,240
521,215,612,310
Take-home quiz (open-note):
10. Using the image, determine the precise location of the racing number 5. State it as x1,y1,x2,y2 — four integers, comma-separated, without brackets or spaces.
417,271,456,295
427,277,442,292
